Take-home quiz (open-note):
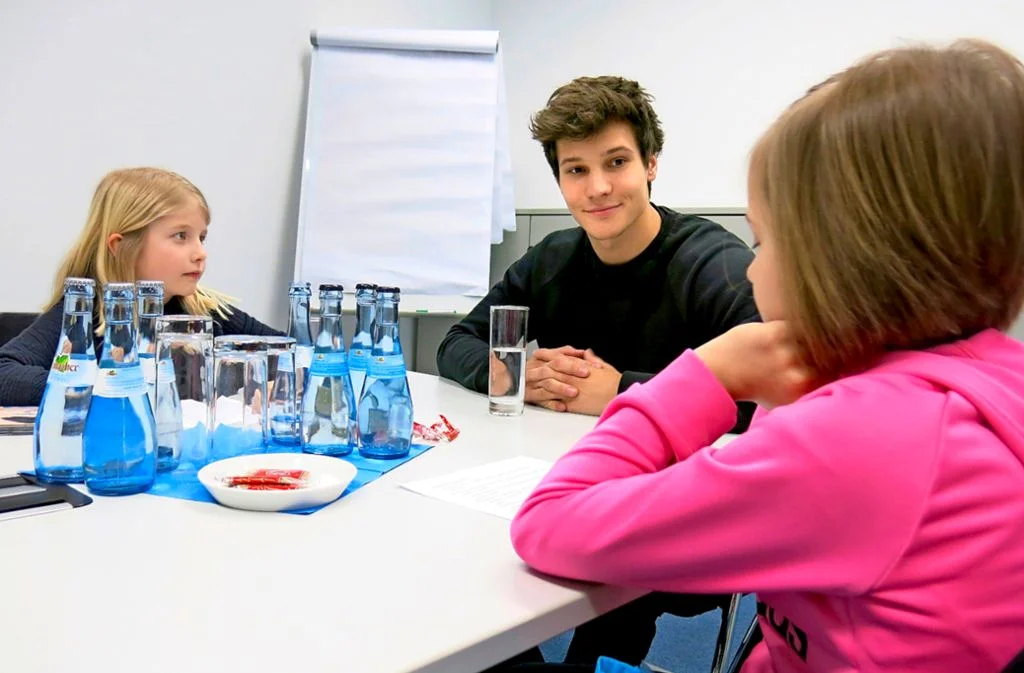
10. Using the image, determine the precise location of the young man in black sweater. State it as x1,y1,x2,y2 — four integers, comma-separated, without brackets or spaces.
443,77,761,670
437,77,758,419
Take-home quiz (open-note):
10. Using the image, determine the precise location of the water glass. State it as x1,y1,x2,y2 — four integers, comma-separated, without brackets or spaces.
488,305,529,416
212,336,268,459
261,336,300,446
155,315,213,471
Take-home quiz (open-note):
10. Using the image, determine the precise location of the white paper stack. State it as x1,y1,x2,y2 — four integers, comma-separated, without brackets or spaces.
296,28,516,299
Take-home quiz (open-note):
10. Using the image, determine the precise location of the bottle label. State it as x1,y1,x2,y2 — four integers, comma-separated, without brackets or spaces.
309,351,349,377
46,354,97,387
295,345,313,370
348,347,369,372
140,353,155,384
275,354,294,373
139,355,174,385
367,354,406,379
157,358,175,385
93,364,148,398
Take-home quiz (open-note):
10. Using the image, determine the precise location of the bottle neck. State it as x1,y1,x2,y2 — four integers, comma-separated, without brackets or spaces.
353,298,375,345
102,299,139,365
60,294,95,357
288,295,314,344
138,295,163,317
372,300,401,355
316,311,343,350
137,297,162,355
137,319,156,356
64,292,92,315
376,300,397,326
358,299,378,329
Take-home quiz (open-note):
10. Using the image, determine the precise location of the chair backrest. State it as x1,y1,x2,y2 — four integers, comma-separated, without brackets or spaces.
724,618,762,673
0,312,40,349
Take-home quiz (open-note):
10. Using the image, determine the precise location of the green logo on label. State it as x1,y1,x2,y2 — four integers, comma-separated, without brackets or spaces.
52,353,77,373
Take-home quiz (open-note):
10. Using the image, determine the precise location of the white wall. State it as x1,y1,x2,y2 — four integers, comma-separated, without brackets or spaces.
495,0,1024,210
5,0,1024,338
0,0,494,325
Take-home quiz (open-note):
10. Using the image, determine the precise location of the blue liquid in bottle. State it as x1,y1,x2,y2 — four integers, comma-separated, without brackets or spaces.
136,280,182,472
348,283,377,402
34,277,98,483
302,284,357,456
82,283,157,495
286,281,315,444
357,286,413,459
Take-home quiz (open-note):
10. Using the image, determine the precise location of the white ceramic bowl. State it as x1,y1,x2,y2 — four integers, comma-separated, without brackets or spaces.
197,453,358,512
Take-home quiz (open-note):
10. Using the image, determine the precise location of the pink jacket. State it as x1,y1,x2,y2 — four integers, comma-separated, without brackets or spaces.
511,329,1024,672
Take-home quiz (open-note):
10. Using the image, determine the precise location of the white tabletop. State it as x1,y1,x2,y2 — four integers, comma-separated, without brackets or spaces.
0,372,646,673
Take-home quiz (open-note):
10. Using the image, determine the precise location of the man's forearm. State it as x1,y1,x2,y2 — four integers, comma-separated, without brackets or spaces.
436,330,491,393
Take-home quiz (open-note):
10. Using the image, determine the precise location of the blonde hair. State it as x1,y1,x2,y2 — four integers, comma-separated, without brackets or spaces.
49,167,234,333
751,39,1024,376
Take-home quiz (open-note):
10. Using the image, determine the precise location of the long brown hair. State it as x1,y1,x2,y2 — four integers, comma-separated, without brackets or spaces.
752,39,1024,376
530,75,665,188
49,167,233,333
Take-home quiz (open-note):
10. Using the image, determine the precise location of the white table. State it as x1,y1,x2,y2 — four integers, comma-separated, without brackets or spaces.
0,372,646,673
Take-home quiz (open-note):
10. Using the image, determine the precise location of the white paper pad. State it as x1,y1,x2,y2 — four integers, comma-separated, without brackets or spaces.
400,456,553,520
296,28,516,298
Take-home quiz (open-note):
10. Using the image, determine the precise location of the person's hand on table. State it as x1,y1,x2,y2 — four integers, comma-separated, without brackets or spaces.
562,349,622,416
524,345,600,413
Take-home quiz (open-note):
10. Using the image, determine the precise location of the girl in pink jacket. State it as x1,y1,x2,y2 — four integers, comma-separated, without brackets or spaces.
510,40,1024,673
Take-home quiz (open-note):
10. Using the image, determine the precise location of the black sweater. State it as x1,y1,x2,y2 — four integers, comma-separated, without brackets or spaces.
0,296,283,406
437,205,760,423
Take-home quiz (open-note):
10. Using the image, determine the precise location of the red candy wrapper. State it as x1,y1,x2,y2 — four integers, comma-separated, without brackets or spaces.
412,422,442,442
413,414,461,443
222,468,310,490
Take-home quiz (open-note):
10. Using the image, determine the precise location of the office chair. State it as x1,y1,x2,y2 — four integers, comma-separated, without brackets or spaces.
622,594,745,673
709,594,743,673
723,615,761,673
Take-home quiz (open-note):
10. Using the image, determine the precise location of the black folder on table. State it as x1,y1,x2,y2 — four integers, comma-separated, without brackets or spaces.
0,406,37,436
0,474,92,522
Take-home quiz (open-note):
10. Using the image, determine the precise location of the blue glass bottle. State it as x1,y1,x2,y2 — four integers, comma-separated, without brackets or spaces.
82,283,157,495
136,280,181,472
136,281,163,394
358,286,413,458
265,336,300,446
33,278,98,483
348,283,377,400
287,281,315,440
302,285,357,455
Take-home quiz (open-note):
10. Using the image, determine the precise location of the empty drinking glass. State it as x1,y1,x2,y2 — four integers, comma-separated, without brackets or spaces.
212,336,268,459
155,315,213,471
262,336,300,446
